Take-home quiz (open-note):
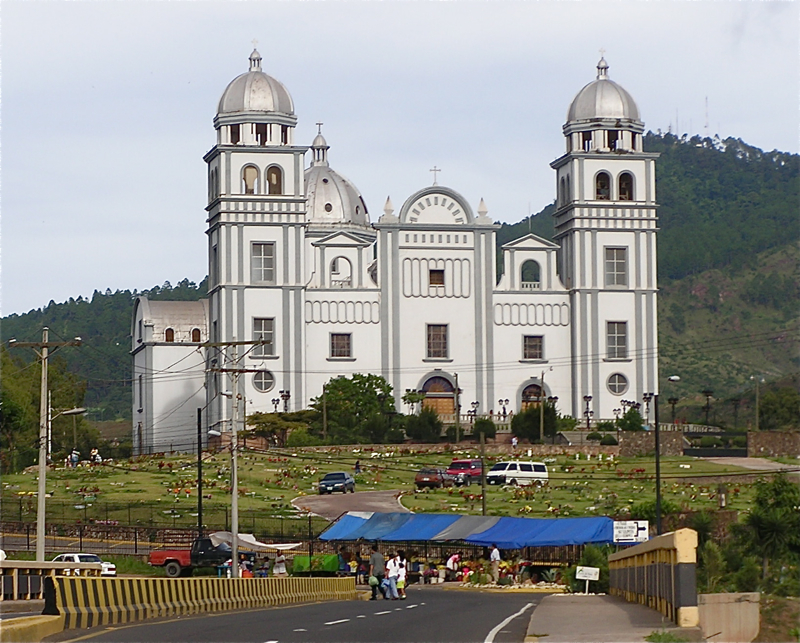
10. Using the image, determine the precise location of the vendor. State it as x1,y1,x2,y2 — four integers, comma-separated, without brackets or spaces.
445,552,461,581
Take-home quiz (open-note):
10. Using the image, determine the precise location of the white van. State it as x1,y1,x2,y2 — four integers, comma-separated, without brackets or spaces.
486,461,549,486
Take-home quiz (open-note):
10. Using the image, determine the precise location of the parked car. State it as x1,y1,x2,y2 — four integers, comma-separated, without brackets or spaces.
486,461,549,486
446,459,483,486
149,538,231,578
319,471,355,494
52,553,116,577
414,467,456,489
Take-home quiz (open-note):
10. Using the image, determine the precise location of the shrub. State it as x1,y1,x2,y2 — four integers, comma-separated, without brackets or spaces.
595,420,616,432
700,436,723,448
599,434,618,446
586,431,602,441
405,407,443,443
473,418,496,439
285,427,323,447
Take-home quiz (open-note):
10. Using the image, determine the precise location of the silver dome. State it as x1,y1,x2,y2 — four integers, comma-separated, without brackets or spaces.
217,49,294,116
305,134,369,226
566,58,640,123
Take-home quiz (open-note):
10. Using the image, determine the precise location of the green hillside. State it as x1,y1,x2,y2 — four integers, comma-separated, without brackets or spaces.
2,133,798,426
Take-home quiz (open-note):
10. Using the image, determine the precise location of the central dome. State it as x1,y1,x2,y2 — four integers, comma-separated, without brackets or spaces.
217,49,294,116
566,58,640,123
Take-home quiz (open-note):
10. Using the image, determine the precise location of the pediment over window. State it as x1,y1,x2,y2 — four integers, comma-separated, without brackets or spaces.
311,231,372,248
501,233,559,251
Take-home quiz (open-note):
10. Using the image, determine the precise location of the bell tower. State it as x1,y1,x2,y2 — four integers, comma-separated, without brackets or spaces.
205,49,309,433
551,58,659,420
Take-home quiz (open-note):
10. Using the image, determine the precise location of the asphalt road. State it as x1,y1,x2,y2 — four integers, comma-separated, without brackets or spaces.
292,490,409,521
48,586,545,643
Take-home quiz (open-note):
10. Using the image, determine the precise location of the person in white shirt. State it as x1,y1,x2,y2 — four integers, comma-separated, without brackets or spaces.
445,552,461,582
397,550,408,599
384,552,400,599
273,553,287,577
490,544,501,583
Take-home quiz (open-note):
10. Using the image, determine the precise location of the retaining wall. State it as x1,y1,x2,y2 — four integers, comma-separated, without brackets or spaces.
619,431,683,457
699,592,760,643
747,431,800,458
608,528,699,628
44,575,356,631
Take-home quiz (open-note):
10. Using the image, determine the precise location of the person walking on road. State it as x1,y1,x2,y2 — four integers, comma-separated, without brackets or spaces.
368,544,386,600
490,544,501,583
397,549,408,599
385,552,400,600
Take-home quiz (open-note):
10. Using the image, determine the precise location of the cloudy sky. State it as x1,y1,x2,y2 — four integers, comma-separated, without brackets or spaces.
3,1,797,316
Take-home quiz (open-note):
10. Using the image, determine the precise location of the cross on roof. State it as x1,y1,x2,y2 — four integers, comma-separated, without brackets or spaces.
430,166,441,186
252,38,259,49
316,122,323,134
599,47,606,57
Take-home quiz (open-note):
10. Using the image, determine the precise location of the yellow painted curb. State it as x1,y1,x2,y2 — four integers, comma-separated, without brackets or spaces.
0,615,65,643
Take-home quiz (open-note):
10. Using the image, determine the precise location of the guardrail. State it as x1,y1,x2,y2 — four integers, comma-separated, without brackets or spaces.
44,576,357,630
608,528,699,628
1,561,101,602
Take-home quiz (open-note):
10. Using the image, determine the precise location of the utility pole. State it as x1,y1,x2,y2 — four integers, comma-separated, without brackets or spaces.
538,371,546,443
197,408,203,539
479,431,487,516
454,373,461,444
654,394,662,535
231,343,240,578
9,328,82,561
322,382,327,440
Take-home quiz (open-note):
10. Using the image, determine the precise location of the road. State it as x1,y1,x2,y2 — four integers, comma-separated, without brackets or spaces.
48,585,544,643
292,490,409,521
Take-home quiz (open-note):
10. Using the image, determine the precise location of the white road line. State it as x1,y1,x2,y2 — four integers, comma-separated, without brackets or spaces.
356,615,366,619
484,602,534,643
375,610,391,615
405,604,418,609
293,629,306,632
324,619,350,626
264,640,279,642
395,608,403,611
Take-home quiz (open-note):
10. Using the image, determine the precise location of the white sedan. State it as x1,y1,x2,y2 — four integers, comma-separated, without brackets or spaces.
52,553,116,577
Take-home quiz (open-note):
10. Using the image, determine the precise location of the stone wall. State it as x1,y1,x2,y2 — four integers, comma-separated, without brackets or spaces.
747,431,800,458
619,431,683,457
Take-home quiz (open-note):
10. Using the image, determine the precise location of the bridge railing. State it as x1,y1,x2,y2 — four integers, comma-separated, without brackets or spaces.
608,528,699,628
1,560,101,602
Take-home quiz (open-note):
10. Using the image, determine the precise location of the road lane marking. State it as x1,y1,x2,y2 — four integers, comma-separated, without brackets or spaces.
484,602,534,643
375,610,391,615
324,619,350,626
356,615,366,619
264,640,279,642
293,629,307,632
406,604,418,609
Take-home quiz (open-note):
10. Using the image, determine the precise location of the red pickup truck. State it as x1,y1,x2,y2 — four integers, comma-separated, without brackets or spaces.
149,537,231,577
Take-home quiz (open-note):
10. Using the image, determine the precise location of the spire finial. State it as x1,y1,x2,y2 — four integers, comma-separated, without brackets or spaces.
316,122,323,134
430,165,441,186
249,44,262,72
597,49,609,80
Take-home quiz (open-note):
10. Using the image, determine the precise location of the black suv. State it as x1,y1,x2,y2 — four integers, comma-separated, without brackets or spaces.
318,471,356,494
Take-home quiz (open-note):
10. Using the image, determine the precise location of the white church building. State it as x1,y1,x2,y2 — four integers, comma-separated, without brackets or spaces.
132,51,659,454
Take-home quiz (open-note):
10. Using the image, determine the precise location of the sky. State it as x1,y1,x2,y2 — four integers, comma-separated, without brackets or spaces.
3,1,798,316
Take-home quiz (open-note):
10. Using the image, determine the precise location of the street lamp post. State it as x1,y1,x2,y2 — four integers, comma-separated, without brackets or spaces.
280,390,291,413
583,395,593,432
702,389,714,427
468,401,479,424
498,399,509,420
668,398,679,425
642,393,654,429
547,397,558,444
271,398,280,413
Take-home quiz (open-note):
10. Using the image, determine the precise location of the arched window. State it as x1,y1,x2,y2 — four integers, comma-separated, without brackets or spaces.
595,172,611,200
165,328,174,342
191,328,201,343
242,165,259,195
520,260,541,290
565,175,571,204
559,177,566,206
421,375,455,416
266,166,283,195
330,256,352,288
618,173,634,201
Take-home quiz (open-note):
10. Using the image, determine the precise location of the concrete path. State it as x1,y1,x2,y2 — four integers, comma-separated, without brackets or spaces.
525,594,700,643
292,489,408,521
700,456,797,472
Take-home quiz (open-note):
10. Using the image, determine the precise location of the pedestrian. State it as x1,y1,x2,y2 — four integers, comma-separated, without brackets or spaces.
368,544,386,600
385,552,400,600
490,544,501,584
397,549,408,599
273,553,287,577
445,552,460,582
511,436,518,451
354,460,362,475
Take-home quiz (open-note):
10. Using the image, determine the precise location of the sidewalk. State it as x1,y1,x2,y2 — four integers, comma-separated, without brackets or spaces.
525,594,702,643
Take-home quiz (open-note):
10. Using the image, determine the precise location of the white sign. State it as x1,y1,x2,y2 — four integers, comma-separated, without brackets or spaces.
575,566,600,581
614,520,649,543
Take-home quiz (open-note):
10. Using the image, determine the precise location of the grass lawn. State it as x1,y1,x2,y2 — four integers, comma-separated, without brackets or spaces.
1,447,767,528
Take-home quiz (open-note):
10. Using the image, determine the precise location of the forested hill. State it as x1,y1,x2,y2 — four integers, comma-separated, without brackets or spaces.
2,133,798,421
498,132,800,282
1,279,207,419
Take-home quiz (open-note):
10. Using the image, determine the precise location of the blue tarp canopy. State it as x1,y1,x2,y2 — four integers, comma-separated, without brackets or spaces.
319,512,614,548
